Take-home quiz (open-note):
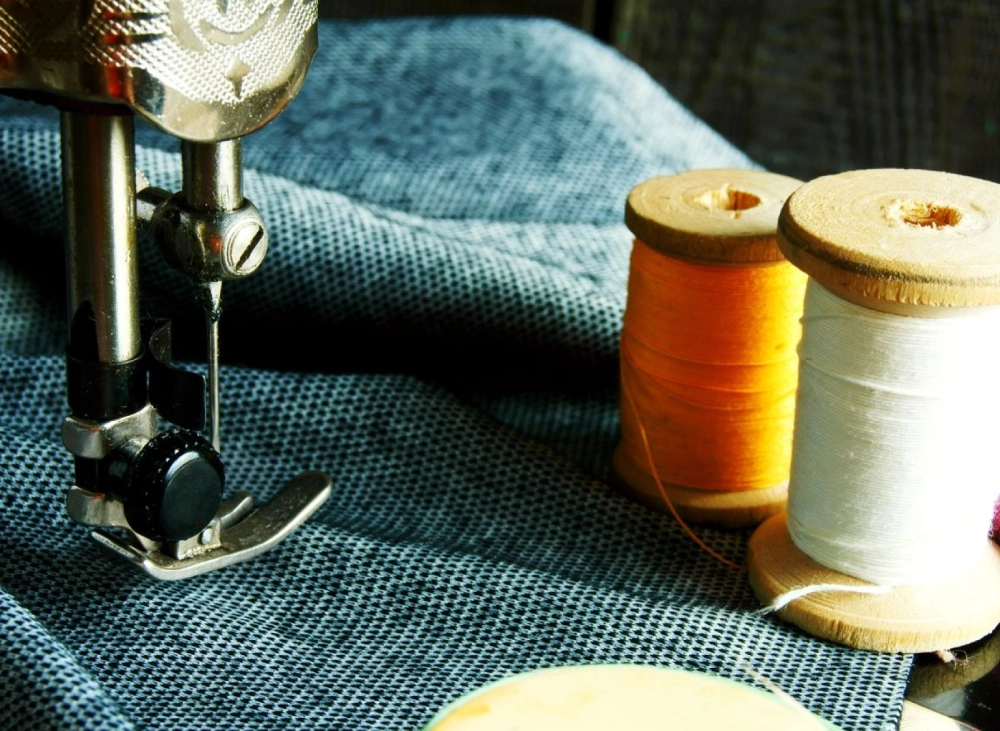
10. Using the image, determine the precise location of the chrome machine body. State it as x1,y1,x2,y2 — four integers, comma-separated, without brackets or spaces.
0,1,331,579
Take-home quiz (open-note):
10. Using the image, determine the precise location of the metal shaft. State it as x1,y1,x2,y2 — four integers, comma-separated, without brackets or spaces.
62,111,141,363
205,281,223,453
182,139,243,211
182,139,243,452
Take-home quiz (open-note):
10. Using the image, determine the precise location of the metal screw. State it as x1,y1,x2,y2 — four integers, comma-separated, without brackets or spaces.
200,527,215,545
225,221,267,276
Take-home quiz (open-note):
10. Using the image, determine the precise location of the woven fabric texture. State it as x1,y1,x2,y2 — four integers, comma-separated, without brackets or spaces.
0,17,910,731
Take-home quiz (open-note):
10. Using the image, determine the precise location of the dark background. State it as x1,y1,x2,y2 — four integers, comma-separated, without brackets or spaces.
318,0,1000,184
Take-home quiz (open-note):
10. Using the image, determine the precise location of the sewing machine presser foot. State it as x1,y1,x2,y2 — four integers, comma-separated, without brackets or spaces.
68,472,332,580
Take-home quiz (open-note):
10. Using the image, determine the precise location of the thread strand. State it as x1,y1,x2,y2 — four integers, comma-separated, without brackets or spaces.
622,380,743,570
756,583,891,615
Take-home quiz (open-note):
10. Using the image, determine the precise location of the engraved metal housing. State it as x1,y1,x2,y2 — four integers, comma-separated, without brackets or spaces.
0,0,318,141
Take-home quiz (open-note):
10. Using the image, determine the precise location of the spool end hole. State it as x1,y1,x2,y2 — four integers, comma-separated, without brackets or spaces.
888,199,962,228
694,185,762,213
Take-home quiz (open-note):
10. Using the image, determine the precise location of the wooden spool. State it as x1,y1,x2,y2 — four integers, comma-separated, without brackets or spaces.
613,168,804,528
747,168,1000,653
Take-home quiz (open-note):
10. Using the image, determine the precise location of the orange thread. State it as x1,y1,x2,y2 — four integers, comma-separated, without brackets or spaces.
619,238,807,493
622,379,744,570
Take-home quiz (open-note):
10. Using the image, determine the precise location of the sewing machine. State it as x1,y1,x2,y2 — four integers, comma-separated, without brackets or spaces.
0,0,331,579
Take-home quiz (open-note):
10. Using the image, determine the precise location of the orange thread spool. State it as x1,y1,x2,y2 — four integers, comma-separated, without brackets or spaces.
612,170,806,528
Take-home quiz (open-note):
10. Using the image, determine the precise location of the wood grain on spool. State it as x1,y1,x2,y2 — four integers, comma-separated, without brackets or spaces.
626,169,802,263
777,168,1000,312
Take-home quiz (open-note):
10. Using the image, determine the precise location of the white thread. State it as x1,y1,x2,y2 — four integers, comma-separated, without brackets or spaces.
787,281,1000,585
756,583,891,614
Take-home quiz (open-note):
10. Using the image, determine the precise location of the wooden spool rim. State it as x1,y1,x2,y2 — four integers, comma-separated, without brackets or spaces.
747,513,1000,653
612,444,787,529
778,168,1000,310
625,169,803,263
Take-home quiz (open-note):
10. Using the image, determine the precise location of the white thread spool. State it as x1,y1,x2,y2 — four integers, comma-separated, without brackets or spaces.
747,169,1000,653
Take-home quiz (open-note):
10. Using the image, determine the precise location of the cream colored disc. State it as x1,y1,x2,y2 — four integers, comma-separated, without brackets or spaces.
625,168,803,263
748,514,1000,653
423,665,840,731
612,443,787,529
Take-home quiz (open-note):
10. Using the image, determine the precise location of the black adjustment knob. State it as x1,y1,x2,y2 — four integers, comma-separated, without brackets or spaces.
121,429,224,542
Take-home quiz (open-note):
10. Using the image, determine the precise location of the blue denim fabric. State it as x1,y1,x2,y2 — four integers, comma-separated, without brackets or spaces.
0,17,910,731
